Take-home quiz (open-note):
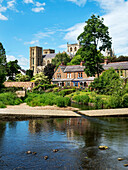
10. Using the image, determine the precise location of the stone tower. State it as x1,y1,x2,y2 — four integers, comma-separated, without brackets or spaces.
30,46,43,75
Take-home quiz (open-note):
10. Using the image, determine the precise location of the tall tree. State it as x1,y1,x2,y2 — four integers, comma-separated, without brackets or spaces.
44,63,55,82
26,69,33,79
0,42,7,88
7,60,21,80
77,14,112,77
52,52,70,68
67,55,83,65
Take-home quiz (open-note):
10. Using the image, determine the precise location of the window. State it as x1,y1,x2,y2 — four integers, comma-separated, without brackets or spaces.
32,58,34,65
66,82,70,86
38,58,39,66
70,47,72,52
67,73,71,78
121,70,123,76
78,72,83,78
57,73,61,79
74,47,77,51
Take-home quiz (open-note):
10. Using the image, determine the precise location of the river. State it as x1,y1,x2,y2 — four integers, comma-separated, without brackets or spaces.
0,116,128,169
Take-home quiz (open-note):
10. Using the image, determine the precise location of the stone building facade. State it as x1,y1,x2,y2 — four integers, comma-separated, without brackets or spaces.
29,46,56,75
67,41,81,57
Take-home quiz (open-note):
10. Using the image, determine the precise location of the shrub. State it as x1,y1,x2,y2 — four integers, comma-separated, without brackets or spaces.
122,94,128,107
94,96,104,109
0,101,6,108
56,97,65,107
58,89,76,96
64,97,71,106
73,95,89,104
106,95,122,108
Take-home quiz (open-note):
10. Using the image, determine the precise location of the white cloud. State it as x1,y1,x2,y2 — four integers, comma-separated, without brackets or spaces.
58,44,67,49
64,0,128,56
35,2,45,7
7,0,16,9
23,0,34,4
32,7,44,12
67,0,87,6
0,5,7,12
35,31,55,39
6,55,16,62
7,55,29,69
64,22,85,42
24,40,39,45
0,13,8,20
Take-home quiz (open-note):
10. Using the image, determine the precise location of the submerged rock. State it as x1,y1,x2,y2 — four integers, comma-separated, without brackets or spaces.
118,158,124,161
124,164,128,167
26,151,32,154
44,156,48,160
32,152,37,155
99,146,108,150
53,149,59,152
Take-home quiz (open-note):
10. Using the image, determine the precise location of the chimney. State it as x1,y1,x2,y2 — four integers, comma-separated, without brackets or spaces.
104,59,108,65
80,61,84,66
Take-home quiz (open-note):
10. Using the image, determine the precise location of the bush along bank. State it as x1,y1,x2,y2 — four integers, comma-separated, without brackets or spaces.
0,92,23,108
25,92,71,107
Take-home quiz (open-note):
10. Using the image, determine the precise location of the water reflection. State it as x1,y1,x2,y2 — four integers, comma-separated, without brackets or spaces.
0,117,128,169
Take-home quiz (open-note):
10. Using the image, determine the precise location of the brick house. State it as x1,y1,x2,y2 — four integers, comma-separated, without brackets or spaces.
52,61,128,87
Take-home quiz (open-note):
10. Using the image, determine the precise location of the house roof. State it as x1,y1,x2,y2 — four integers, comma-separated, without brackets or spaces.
103,62,128,70
64,65,85,72
59,65,66,72
43,53,57,59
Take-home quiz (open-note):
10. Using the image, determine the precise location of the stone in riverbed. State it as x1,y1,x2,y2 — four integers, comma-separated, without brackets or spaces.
99,146,108,150
53,149,59,152
124,164,128,167
32,152,37,155
26,151,32,154
118,158,124,161
44,156,48,160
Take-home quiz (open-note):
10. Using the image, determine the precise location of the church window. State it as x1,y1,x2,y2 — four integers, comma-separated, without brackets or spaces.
70,47,72,52
74,47,77,51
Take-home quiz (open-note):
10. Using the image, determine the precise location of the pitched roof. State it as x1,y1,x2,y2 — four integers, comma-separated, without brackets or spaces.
64,65,85,72
103,62,128,70
60,65,66,72
43,53,56,59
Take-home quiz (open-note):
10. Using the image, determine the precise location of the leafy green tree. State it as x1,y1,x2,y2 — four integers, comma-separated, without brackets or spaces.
77,14,112,77
90,68,124,95
44,63,55,82
32,72,48,85
52,52,70,68
67,55,82,65
26,69,33,79
7,60,21,80
16,73,30,82
0,42,7,88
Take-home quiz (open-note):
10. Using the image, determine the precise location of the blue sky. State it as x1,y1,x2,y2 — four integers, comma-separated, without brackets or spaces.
0,0,128,69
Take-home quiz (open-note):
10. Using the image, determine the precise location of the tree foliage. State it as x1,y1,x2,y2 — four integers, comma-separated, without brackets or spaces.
90,68,124,95
52,52,70,68
67,55,82,65
0,42,7,88
77,14,112,77
7,60,21,80
44,63,55,82
32,72,48,85
26,69,33,79
15,73,30,82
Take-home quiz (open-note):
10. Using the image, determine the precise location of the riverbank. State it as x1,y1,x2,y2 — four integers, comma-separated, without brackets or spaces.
0,103,80,120
79,108,128,117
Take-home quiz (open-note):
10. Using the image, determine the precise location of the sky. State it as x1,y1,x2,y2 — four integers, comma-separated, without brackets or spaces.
0,0,128,70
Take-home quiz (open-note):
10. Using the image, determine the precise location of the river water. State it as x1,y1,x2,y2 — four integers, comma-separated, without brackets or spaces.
0,116,128,170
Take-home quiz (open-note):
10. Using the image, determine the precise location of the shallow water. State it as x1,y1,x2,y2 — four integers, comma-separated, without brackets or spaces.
0,117,128,169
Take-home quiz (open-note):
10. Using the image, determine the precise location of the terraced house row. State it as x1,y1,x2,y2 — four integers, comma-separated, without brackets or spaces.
52,60,128,88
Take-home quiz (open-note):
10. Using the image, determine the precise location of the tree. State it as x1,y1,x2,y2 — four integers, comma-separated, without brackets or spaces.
6,60,21,80
0,42,7,88
44,63,55,82
77,14,112,77
26,69,33,79
67,55,83,65
32,72,48,85
52,52,70,68
90,68,124,95
15,73,30,82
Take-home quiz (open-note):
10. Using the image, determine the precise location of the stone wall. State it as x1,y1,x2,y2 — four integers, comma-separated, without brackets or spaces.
4,82,35,89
